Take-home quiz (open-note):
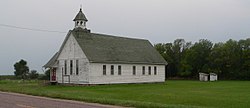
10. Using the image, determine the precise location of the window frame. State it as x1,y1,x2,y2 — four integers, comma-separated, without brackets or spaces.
154,66,157,75
118,65,121,75
103,65,106,75
76,60,79,75
142,66,145,75
133,66,136,75
148,66,151,75
70,60,73,75
111,65,114,75
64,60,67,75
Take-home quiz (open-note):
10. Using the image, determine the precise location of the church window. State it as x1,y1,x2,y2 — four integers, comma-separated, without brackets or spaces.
133,66,136,75
80,21,83,25
103,65,106,75
76,60,79,75
154,66,157,75
111,65,114,75
142,66,145,75
70,60,73,75
148,66,151,75
64,60,67,75
118,65,121,75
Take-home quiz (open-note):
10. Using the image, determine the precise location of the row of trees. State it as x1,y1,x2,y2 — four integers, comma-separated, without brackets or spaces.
14,59,50,80
155,38,250,80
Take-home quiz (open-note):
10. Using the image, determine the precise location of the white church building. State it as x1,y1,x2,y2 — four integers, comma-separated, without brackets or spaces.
44,8,167,84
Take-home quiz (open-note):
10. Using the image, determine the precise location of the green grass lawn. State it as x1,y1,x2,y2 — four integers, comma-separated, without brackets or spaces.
0,80,249,108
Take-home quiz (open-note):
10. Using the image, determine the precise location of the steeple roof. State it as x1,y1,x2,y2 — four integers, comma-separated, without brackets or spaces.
73,8,88,21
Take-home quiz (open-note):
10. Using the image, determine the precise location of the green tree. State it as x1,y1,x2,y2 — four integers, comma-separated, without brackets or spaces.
238,38,250,80
219,39,241,79
155,43,172,77
172,39,185,74
45,69,50,80
155,38,250,80
184,39,213,77
14,59,29,80
38,69,50,80
209,39,243,79
155,43,176,77
208,42,224,75
29,70,39,79
155,39,191,78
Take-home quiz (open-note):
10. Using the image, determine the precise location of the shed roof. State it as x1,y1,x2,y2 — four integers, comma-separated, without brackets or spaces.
210,73,217,76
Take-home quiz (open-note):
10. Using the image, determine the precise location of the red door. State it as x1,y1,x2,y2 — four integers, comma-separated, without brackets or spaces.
51,68,56,81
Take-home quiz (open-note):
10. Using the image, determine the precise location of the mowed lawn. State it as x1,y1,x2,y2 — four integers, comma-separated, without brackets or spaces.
0,80,249,108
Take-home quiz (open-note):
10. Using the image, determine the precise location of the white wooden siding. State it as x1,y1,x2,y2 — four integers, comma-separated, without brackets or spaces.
89,63,165,84
53,32,166,84
56,34,90,84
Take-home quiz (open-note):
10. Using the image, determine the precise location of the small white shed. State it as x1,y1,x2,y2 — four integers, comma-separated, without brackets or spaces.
209,73,218,81
199,73,209,81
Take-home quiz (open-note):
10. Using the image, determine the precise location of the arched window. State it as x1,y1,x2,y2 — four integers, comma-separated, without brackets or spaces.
76,21,79,25
80,21,83,25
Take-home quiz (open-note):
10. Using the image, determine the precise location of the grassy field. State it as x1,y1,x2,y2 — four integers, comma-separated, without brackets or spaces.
0,80,249,108
0,75,16,80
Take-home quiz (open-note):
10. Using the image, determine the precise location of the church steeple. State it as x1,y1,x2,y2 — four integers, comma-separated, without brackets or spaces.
73,8,88,29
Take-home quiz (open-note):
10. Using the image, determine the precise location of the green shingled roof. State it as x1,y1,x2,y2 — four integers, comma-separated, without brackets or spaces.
72,28,167,65
44,28,167,68
73,8,88,21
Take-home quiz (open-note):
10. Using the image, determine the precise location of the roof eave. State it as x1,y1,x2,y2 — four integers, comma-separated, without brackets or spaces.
89,61,167,65
43,52,59,68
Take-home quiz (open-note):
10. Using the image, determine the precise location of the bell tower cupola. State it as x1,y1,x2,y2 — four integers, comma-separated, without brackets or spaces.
73,8,88,29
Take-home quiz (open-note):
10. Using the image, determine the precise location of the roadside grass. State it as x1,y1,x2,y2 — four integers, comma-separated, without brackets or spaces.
0,80,250,108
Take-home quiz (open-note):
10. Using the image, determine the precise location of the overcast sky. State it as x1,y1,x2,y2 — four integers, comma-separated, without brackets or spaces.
0,0,250,75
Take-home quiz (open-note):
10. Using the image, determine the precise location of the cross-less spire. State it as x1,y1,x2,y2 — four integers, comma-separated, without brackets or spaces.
73,8,88,29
